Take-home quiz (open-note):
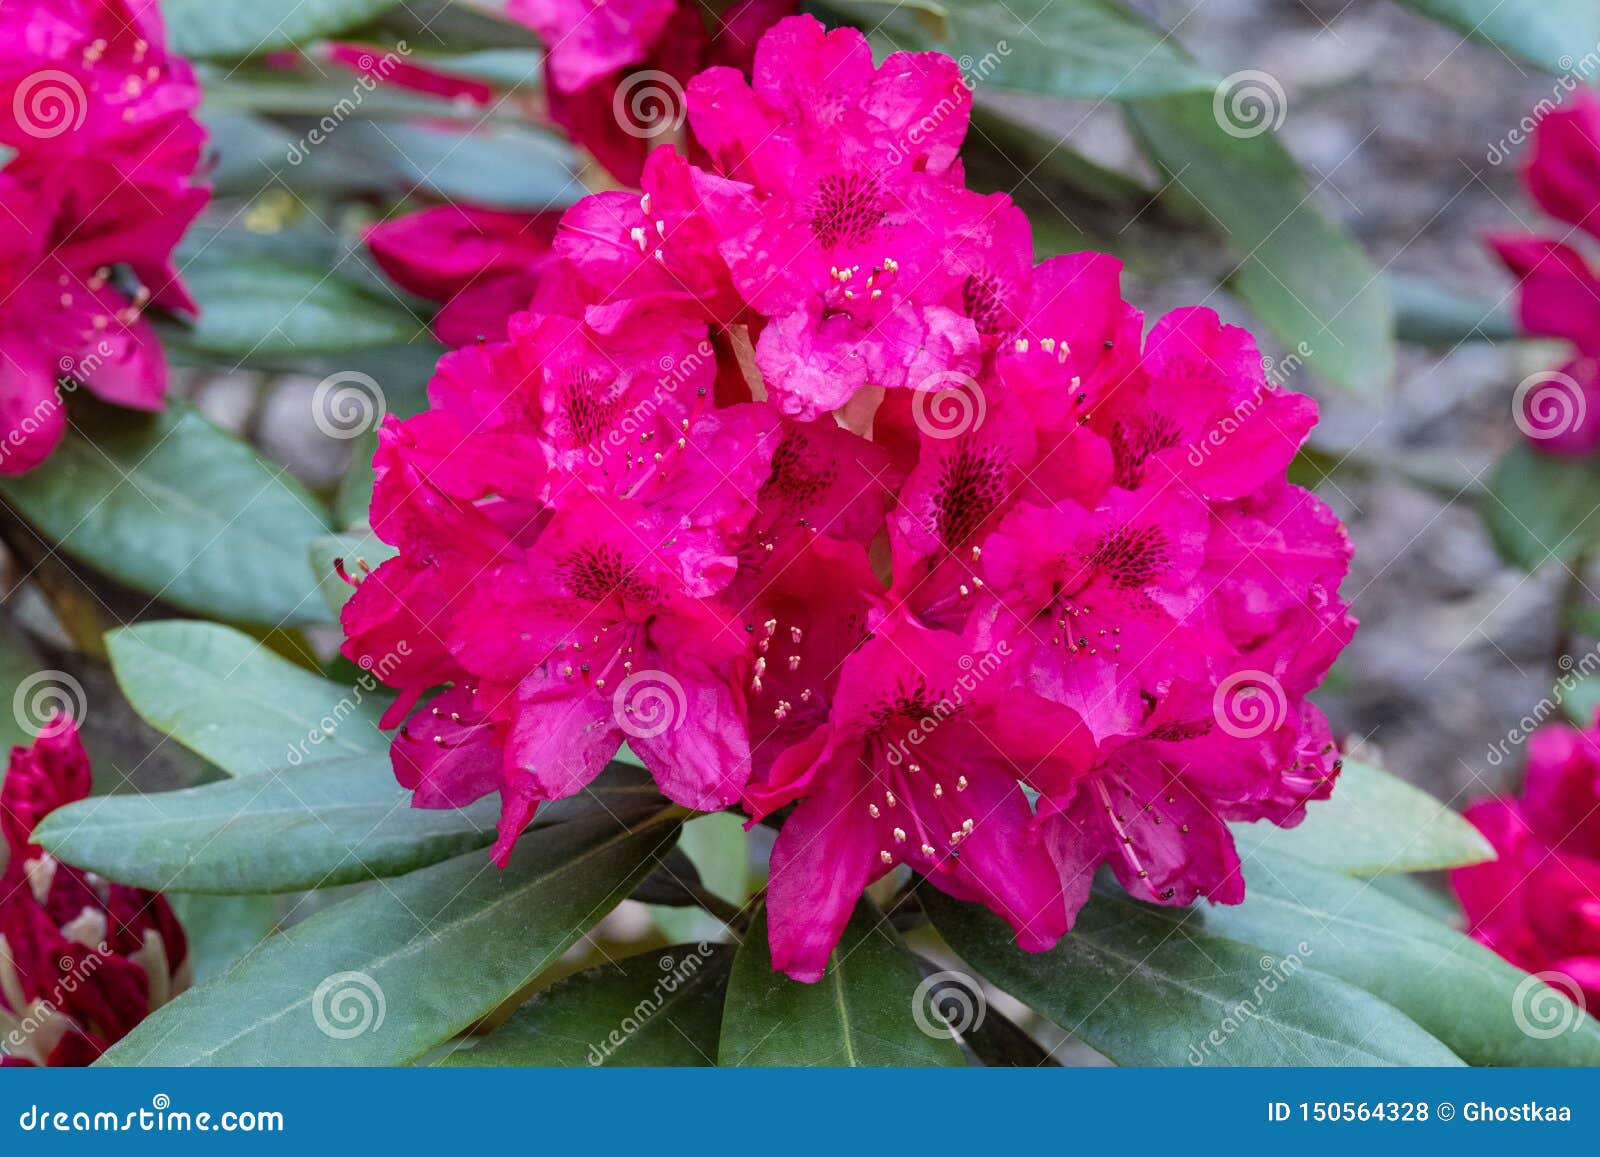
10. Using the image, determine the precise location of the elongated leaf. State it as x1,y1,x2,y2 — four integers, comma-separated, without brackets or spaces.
1480,442,1600,571
182,255,423,356
1393,2,1600,75
334,122,581,210
441,943,732,1067
0,404,332,626
167,0,402,58
34,758,664,894
719,901,963,1067
822,0,1214,99
1232,758,1494,874
100,809,682,1065
925,888,1461,1066
108,621,386,777
1209,848,1600,1066
1127,96,1393,394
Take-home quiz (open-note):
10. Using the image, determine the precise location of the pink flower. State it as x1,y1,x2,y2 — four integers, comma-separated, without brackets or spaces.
1522,94,1600,240
1489,98,1600,456
0,0,207,473
341,16,1355,982
1,716,189,1066
366,206,563,346
748,616,1069,982
1453,720,1600,1014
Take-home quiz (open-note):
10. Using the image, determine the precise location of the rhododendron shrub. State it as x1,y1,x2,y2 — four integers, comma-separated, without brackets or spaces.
1453,719,1600,1016
0,0,207,473
342,15,1356,982
0,717,189,1065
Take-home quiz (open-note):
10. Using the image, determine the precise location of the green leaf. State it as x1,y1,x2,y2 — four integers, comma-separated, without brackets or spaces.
821,0,1215,99
168,894,283,985
1209,848,1600,1066
166,0,403,58
925,888,1462,1066
108,621,387,777
719,900,963,1067
335,122,581,210
181,255,423,356
0,404,332,627
440,944,732,1067
1366,873,1463,924
99,809,683,1066
1480,442,1600,571
1232,758,1494,875
1391,1,1600,75
1127,95,1394,394
35,758,664,895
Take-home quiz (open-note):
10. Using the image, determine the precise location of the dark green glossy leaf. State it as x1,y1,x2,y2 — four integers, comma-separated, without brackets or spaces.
167,0,402,58
1209,848,1600,1066
440,943,731,1067
99,809,683,1065
719,900,963,1067
0,405,332,626
1480,442,1600,571
1127,95,1393,394
108,621,386,777
34,758,664,894
925,888,1462,1066
822,0,1214,99
1232,758,1494,875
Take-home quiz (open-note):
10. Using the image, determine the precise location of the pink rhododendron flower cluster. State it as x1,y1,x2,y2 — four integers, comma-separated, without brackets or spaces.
1452,717,1600,1018
1489,92,1600,456
0,0,208,473
345,15,1355,982
1,716,190,1065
